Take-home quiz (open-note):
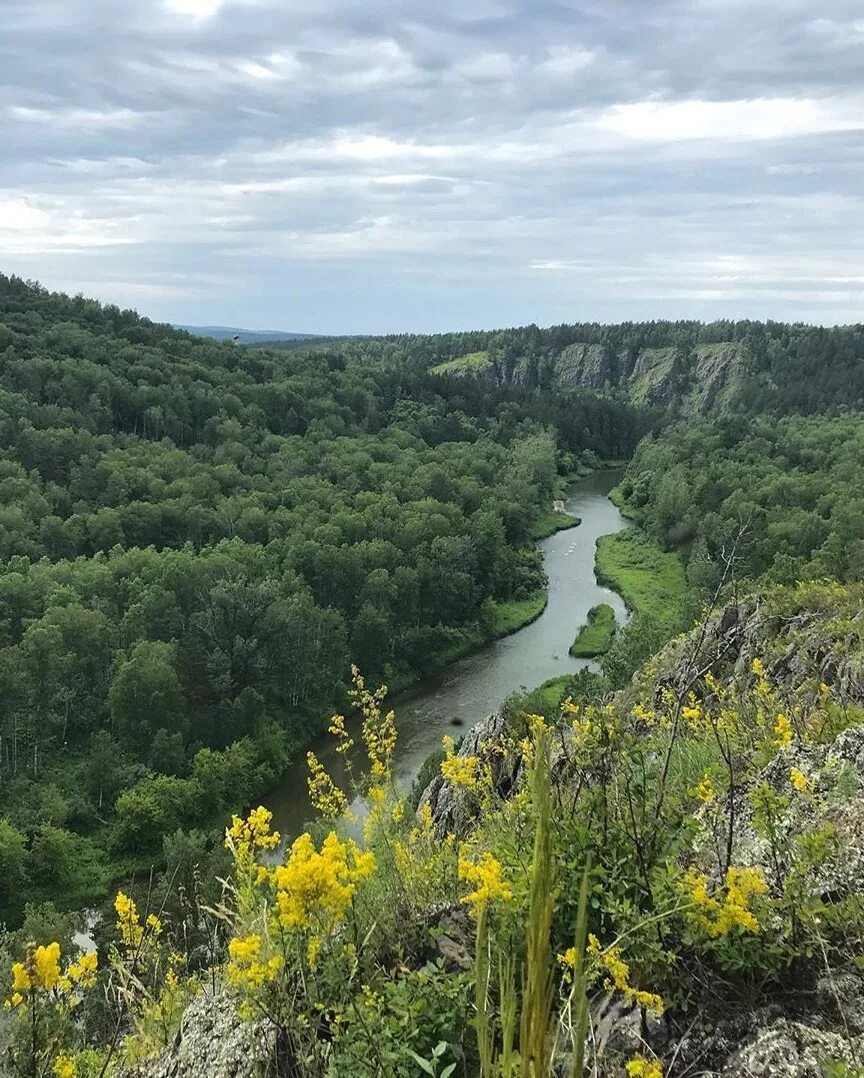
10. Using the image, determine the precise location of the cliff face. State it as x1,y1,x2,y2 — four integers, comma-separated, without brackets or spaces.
439,339,750,415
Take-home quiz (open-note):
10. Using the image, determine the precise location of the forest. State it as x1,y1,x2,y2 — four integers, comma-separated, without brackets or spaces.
2,275,864,1078
0,275,647,920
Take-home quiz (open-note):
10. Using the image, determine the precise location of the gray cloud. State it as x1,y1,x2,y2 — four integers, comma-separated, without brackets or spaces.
1,0,863,331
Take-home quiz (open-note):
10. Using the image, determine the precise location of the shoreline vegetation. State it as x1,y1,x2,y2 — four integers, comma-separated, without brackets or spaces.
595,527,687,631
569,602,617,657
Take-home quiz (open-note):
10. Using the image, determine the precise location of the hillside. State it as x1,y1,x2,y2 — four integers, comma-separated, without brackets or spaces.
5,579,863,1077
290,320,864,417
0,274,651,926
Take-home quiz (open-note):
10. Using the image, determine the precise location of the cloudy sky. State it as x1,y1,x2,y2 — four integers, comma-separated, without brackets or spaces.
2,0,863,333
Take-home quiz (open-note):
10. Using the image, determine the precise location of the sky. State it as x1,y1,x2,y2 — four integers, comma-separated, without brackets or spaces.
2,0,863,334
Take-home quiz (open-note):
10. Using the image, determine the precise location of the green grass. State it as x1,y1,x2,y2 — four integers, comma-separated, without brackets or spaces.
430,351,492,376
608,484,641,521
508,674,574,717
485,590,548,636
595,529,686,631
569,603,617,657
528,509,581,541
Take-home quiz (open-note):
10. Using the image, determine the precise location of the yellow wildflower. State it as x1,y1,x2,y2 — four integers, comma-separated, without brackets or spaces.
226,935,284,990
225,806,281,855
11,962,30,993
790,767,810,792
440,752,480,788
557,946,578,969
60,951,98,992
458,853,512,916
34,943,61,991
773,713,793,748
752,657,765,677
52,1056,76,1078
631,703,655,725
115,892,143,949
328,713,354,754
694,773,715,804
307,752,349,819
349,666,397,777
681,866,768,937
274,831,375,930
587,935,663,1014
626,1057,663,1078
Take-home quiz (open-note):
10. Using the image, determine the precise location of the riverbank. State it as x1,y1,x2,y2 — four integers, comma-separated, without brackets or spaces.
263,469,630,839
385,589,549,696
569,602,616,657
595,528,686,631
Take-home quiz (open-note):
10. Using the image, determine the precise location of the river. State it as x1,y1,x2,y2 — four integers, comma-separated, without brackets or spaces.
263,470,628,839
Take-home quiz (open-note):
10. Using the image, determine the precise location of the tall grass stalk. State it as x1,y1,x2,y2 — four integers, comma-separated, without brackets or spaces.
569,858,592,1078
520,723,555,1077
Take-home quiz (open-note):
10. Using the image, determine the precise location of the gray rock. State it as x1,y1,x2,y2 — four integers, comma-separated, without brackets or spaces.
124,987,276,1078
722,1017,864,1077
418,711,522,838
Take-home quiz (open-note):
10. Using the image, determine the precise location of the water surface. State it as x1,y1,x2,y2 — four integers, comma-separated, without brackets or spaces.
264,470,627,837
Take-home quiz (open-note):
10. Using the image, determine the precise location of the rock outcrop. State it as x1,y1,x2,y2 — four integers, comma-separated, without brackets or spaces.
124,988,276,1078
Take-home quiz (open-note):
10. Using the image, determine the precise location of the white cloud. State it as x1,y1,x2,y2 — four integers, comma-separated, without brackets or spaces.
0,198,50,231
9,106,146,129
163,0,223,18
595,96,864,142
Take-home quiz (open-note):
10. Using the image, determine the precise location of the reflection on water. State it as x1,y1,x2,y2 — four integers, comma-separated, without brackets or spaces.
264,470,628,840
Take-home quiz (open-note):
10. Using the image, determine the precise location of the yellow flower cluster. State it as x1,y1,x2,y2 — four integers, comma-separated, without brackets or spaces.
773,713,793,748
59,951,98,993
682,865,768,937
226,934,284,990
457,853,512,917
790,766,810,792
10,942,61,995
52,1056,76,1078
225,806,281,858
274,831,375,931
349,665,397,777
626,1056,663,1078
440,735,481,789
6,942,97,1011
307,751,349,818
630,702,657,727
586,935,664,1014
694,773,715,804
328,713,354,754
114,891,162,953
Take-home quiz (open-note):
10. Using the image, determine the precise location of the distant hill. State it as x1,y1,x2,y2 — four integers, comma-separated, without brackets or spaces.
175,324,318,345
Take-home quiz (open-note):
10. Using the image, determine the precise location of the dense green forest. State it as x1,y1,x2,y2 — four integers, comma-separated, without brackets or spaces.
616,414,864,588
272,319,864,415
2,277,864,1077
0,275,648,920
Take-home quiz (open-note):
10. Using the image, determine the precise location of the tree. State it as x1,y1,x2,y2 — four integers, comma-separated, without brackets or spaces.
109,641,185,745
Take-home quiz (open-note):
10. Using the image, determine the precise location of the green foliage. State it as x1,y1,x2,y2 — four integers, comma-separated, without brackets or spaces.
0,275,654,918
617,413,864,586
569,603,616,657
595,529,687,631
483,591,547,638
526,509,581,541
430,351,492,376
